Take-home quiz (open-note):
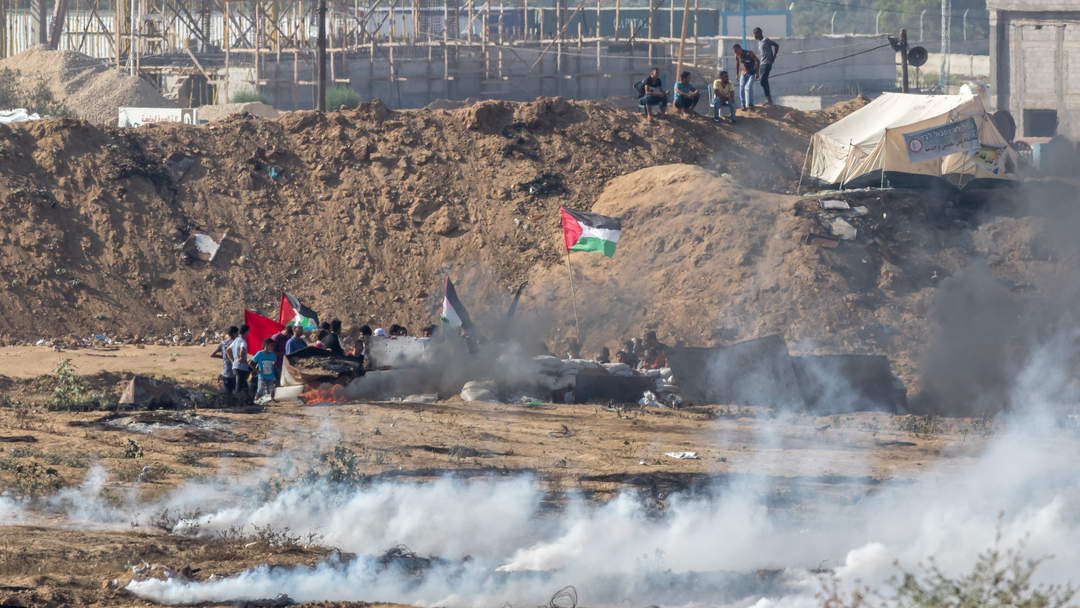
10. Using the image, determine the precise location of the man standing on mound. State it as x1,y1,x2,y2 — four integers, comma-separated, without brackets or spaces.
754,27,780,106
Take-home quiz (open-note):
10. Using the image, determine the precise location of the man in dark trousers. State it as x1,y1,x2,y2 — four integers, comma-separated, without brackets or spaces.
753,27,780,105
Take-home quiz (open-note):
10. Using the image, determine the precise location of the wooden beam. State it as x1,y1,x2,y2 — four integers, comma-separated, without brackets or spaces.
48,0,70,49
529,0,586,71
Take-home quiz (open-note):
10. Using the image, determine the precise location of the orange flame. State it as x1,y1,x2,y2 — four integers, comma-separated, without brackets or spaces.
300,383,348,404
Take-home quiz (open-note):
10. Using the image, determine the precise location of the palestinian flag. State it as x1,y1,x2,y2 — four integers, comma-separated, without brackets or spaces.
561,207,621,258
278,292,319,330
441,277,474,330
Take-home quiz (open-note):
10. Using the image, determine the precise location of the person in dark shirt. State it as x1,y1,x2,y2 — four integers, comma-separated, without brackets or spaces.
639,67,669,121
753,27,780,105
321,319,346,356
732,44,760,110
272,327,290,380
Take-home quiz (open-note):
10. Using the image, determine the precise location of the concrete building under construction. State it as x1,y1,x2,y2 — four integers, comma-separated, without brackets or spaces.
0,0,897,111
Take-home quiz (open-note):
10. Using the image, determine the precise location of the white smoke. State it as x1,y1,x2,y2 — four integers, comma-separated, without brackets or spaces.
118,408,1080,607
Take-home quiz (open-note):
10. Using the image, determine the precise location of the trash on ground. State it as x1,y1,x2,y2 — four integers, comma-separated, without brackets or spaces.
163,152,195,181
820,199,850,210
665,451,700,459
0,108,41,123
180,230,227,263
831,217,857,240
119,376,201,408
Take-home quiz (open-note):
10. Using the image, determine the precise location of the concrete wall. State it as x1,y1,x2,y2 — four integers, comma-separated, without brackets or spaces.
235,34,896,111
990,9,1080,139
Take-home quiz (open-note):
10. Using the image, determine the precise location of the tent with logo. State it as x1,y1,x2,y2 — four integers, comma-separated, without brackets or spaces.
807,85,1019,190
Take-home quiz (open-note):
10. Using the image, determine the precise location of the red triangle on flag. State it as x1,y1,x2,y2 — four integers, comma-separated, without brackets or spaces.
244,309,286,354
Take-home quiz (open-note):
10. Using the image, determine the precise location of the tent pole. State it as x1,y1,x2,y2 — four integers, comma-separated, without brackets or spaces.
796,138,812,195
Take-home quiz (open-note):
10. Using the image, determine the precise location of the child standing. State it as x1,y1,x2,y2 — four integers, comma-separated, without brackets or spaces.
251,338,278,399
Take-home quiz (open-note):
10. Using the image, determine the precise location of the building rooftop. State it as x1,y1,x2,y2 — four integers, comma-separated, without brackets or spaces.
988,0,1080,11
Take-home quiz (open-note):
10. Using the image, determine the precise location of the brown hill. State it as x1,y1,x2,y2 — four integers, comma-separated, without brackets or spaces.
0,97,822,345
1,93,1068,400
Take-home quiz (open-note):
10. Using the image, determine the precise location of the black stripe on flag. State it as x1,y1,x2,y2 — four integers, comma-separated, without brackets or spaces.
561,207,622,231
445,277,474,331
284,292,319,325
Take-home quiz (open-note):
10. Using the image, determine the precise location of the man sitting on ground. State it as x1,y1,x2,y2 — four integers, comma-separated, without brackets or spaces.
639,67,668,122
711,70,737,124
673,71,701,114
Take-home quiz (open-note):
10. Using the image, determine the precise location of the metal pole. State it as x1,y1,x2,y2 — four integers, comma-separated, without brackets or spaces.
318,0,327,110
128,0,134,75
900,28,909,93
739,0,745,46
939,0,946,90
962,8,968,41
875,10,881,35
919,8,926,41
829,10,835,36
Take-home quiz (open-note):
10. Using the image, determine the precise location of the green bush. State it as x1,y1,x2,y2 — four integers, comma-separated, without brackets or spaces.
820,535,1076,608
48,358,88,410
325,86,361,111
230,89,269,104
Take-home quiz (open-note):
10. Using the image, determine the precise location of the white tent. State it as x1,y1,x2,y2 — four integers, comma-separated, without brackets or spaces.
809,85,1019,189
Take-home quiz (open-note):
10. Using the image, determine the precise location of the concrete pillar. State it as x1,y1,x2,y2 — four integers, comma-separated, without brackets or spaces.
988,9,1005,113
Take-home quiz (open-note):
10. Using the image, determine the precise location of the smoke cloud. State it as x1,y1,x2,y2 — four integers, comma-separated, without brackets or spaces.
116,396,1080,606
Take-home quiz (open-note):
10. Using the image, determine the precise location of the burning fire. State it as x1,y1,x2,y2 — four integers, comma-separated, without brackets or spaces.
299,383,349,404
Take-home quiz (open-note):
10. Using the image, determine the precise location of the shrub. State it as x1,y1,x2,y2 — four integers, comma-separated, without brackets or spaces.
13,461,63,496
230,89,269,104
123,439,143,459
48,358,88,410
325,86,361,111
177,449,203,467
820,535,1076,608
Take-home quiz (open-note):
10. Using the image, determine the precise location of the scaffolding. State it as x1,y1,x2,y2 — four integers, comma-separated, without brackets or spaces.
1,0,730,108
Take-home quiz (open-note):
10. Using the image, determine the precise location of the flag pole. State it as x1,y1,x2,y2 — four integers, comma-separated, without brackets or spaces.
564,248,583,339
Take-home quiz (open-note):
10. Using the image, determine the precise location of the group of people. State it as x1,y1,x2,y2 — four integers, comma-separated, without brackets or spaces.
596,331,671,372
638,27,780,123
213,319,436,401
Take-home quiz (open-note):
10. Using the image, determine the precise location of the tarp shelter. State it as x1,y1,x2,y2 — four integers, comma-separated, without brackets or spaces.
809,85,1020,190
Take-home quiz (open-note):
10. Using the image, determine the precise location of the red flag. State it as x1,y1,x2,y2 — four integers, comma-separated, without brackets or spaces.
244,309,286,354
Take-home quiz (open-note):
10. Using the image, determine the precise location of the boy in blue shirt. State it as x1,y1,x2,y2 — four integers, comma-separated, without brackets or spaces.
251,338,278,399
673,71,700,114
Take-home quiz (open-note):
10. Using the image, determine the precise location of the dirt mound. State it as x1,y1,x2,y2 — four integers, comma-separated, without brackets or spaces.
0,46,175,124
0,96,819,346
0,93,1062,394
522,165,1080,393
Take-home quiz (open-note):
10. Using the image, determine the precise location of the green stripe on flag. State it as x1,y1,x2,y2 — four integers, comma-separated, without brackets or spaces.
570,236,617,257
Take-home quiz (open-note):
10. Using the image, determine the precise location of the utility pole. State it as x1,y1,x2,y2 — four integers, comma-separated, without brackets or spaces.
900,28,909,93
317,0,327,111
